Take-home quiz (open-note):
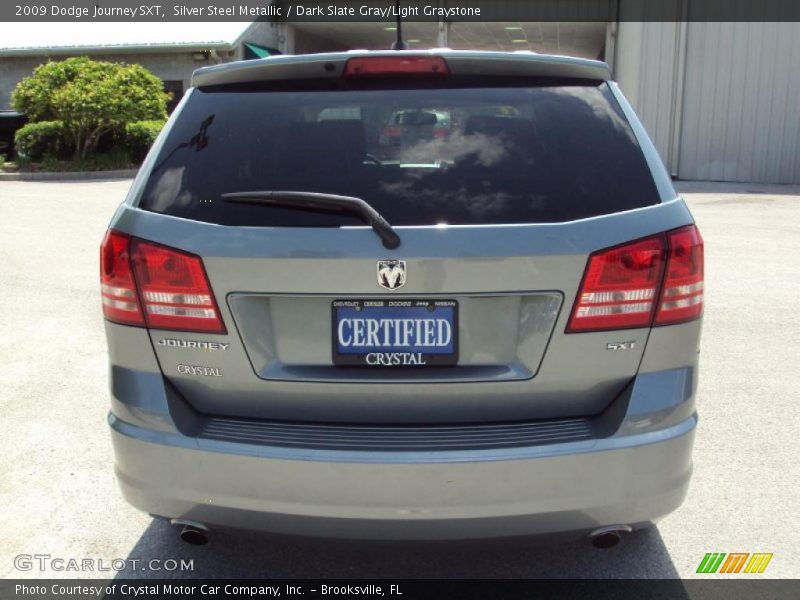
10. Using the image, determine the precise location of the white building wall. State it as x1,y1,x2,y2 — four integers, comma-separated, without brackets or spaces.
615,19,800,184
679,22,800,183
614,21,682,172
236,21,284,59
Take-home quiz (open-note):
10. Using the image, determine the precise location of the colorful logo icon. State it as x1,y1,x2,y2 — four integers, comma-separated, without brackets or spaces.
696,552,773,574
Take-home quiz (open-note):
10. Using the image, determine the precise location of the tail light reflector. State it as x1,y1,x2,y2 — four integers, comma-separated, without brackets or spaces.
100,231,144,326
343,56,449,78
655,225,704,325
100,231,225,334
566,235,667,332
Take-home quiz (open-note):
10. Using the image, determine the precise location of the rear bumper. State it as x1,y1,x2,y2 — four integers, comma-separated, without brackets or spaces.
110,411,695,540
107,318,699,540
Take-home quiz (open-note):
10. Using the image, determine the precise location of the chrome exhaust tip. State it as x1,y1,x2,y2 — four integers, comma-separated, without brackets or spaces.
180,525,208,545
170,519,209,545
589,525,632,549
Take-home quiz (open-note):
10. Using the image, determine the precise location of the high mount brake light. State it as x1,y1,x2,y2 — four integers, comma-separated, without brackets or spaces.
343,56,450,78
100,231,226,334
566,225,704,333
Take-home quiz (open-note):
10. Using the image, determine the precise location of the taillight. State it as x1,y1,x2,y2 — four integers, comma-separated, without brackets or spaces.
655,225,704,325
100,231,144,326
100,231,225,334
567,225,704,333
343,56,449,78
566,235,667,332
131,240,226,333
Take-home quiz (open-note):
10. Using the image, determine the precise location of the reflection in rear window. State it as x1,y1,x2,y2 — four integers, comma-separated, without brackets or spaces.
139,82,660,226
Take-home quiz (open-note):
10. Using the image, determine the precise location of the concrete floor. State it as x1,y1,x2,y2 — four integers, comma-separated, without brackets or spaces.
0,179,798,579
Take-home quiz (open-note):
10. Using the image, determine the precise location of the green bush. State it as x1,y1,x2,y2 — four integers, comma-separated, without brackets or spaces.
71,148,134,172
14,121,70,160
124,120,165,162
40,155,62,172
12,148,134,173
12,57,168,159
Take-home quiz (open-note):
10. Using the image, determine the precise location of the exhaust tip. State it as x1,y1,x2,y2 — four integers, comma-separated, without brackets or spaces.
170,519,210,545
589,525,631,549
591,531,621,549
179,524,208,545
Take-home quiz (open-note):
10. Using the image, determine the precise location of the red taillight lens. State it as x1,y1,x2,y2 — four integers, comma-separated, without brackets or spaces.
566,235,667,332
343,56,449,78
567,225,704,333
100,231,225,334
100,231,144,326
131,240,226,334
655,225,704,325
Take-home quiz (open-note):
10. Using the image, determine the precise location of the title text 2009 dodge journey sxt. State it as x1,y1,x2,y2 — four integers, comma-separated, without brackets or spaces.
102,51,702,543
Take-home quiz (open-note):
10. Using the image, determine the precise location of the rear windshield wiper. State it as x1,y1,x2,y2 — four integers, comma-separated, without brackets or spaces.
222,191,401,249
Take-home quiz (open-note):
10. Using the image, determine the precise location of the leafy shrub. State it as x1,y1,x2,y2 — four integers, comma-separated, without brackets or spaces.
13,148,134,172
12,57,168,159
14,121,69,160
124,120,165,162
0,155,5,169
71,148,134,172
39,155,62,172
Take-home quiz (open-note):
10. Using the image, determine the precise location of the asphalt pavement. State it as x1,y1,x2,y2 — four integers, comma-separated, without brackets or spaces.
0,179,798,579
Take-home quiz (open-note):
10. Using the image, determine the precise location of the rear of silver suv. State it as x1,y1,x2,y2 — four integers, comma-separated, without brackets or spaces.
103,51,702,541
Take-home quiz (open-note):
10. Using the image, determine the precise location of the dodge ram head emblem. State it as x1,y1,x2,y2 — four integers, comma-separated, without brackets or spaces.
377,260,406,291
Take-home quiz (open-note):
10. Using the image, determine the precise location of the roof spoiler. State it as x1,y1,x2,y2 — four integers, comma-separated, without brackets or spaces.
191,50,611,88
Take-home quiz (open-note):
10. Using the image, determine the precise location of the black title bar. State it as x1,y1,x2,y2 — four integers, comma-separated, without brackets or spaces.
4,0,800,22
3,579,800,600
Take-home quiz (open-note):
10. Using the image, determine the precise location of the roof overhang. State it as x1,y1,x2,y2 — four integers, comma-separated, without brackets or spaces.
0,22,260,57
0,42,236,57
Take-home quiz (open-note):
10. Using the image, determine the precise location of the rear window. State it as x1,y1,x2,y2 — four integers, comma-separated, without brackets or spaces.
139,80,660,226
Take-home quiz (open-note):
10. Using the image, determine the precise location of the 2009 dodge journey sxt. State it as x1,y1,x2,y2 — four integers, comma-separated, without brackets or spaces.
102,50,702,545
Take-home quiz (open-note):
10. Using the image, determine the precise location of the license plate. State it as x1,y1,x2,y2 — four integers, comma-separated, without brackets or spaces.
332,299,458,366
